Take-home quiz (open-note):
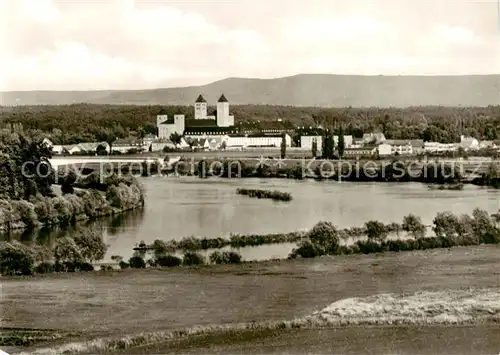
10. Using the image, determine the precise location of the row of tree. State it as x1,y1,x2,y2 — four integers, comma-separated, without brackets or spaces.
290,208,500,258
2,104,500,145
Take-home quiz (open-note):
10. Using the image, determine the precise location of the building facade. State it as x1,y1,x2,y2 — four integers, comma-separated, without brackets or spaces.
157,94,234,139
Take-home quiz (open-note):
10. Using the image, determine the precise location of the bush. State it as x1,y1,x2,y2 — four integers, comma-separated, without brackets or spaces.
128,255,146,268
182,252,205,266
118,261,129,269
289,240,323,258
356,240,385,254
209,251,242,264
307,221,340,253
402,214,426,237
365,220,388,241
433,212,460,238
0,241,35,275
34,262,54,274
156,254,182,267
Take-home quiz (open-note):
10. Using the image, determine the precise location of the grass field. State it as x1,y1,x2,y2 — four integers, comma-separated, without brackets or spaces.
106,326,500,354
2,244,500,354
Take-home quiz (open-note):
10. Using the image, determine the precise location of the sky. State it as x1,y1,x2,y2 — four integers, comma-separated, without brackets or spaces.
1,0,500,91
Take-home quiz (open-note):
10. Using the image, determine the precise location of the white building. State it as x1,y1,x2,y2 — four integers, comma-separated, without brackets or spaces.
51,145,65,155
226,134,291,148
42,138,53,148
216,94,234,127
460,135,479,150
194,94,208,120
77,142,110,154
157,94,234,139
424,142,459,153
333,135,353,148
157,114,185,139
300,135,353,151
379,139,424,156
300,136,322,151
378,143,392,156
62,144,82,155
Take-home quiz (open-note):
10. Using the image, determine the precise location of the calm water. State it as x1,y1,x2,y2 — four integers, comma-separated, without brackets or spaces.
4,177,500,262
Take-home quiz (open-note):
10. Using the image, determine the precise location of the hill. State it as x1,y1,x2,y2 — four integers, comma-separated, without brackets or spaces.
2,74,500,107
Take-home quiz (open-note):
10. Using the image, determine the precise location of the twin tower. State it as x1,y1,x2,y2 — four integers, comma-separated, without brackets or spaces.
195,94,234,127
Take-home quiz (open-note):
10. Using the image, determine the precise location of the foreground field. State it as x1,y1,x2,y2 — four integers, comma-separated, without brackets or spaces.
2,245,500,354
106,326,500,355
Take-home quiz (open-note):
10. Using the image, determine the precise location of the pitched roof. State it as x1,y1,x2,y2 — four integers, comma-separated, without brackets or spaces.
218,94,228,103
77,142,108,151
195,94,207,103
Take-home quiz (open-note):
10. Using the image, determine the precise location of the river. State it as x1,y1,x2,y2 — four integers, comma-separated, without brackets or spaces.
3,176,500,262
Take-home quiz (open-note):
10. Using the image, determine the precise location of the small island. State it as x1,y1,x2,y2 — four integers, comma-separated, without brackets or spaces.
236,188,292,201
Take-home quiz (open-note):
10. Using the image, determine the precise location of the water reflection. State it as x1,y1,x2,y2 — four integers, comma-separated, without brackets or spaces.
0,207,146,248
3,177,500,263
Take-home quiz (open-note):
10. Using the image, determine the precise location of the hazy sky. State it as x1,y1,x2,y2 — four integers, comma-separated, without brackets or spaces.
2,0,499,91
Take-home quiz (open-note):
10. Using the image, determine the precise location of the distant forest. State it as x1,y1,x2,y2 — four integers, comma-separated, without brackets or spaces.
1,104,499,145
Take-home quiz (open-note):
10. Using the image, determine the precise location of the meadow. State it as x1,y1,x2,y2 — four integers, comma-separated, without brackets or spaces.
2,244,500,354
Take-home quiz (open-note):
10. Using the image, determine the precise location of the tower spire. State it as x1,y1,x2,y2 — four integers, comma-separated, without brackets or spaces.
218,94,228,103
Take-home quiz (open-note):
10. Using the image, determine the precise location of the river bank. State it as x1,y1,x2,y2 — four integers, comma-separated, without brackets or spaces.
0,177,145,234
53,156,500,188
3,244,500,354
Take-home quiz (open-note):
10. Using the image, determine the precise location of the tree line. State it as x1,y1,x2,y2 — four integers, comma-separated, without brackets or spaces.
1,104,500,144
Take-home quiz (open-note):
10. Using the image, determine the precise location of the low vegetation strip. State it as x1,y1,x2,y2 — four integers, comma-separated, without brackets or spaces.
3,209,500,277
290,209,500,259
16,288,500,355
133,221,408,253
134,232,307,252
0,328,80,347
236,188,292,201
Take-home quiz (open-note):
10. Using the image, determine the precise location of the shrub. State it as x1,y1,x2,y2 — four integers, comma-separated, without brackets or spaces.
307,221,340,253
156,254,182,267
72,229,107,263
128,255,146,268
356,240,385,254
433,212,460,238
11,200,38,228
402,214,426,237
0,241,35,275
182,252,205,266
53,237,84,264
119,261,129,269
151,239,169,256
365,220,388,241
34,262,54,274
209,251,242,264
289,240,323,258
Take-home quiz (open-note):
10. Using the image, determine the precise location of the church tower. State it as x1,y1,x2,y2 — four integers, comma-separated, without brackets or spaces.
194,94,207,120
217,94,230,127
